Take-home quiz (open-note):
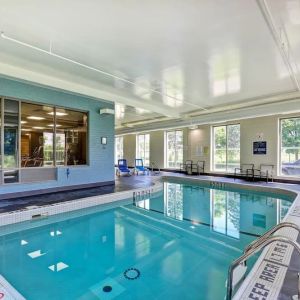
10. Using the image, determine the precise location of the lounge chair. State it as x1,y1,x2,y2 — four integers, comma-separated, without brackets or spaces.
253,164,274,183
116,159,131,176
234,163,254,180
134,159,149,175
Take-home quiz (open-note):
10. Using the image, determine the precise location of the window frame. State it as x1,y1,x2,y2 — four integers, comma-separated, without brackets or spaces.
212,123,240,172
164,130,183,169
0,95,89,172
279,116,300,177
136,133,150,166
115,136,124,165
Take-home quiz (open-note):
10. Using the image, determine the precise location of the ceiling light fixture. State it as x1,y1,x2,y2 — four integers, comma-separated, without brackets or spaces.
21,120,27,124
48,112,68,116
33,126,45,129
47,124,61,127
27,116,45,120
0,31,207,111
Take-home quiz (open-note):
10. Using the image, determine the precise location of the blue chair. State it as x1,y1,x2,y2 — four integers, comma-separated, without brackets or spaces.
116,159,131,176
134,159,149,175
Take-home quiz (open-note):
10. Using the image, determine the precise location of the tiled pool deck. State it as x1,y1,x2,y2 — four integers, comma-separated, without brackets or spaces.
1,172,300,299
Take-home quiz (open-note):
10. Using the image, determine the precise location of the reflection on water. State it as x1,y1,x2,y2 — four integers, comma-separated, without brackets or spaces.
212,190,240,238
134,182,293,238
209,48,241,97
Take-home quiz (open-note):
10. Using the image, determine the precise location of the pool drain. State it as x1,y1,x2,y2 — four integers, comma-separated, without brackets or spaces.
124,268,141,280
103,285,112,293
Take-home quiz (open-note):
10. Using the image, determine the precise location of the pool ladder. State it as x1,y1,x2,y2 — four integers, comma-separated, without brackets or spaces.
133,189,152,204
226,222,300,300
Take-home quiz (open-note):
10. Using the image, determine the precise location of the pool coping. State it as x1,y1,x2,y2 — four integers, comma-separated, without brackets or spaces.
0,174,300,299
162,175,300,300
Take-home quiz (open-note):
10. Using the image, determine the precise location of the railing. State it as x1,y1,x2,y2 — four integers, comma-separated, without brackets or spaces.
210,181,226,189
150,162,160,175
244,222,300,254
226,236,300,300
133,189,152,204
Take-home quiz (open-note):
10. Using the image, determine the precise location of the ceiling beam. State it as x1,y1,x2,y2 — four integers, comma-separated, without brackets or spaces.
0,61,180,118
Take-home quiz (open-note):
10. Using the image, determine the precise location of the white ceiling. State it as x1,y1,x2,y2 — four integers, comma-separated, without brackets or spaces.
0,0,299,133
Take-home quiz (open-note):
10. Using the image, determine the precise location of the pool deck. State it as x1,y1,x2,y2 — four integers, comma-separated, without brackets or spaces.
1,172,299,214
1,172,300,299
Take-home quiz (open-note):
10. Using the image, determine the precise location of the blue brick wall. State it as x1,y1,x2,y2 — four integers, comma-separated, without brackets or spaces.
0,76,115,194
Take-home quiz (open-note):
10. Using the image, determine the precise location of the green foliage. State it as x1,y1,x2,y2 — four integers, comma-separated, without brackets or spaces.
282,118,300,160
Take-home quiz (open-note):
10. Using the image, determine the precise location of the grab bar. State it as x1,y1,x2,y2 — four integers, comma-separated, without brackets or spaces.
244,222,300,254
150,162,160,174
226,235,300,300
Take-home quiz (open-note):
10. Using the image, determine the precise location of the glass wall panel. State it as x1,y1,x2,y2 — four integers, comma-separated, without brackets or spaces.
21,103,54,167
4,99,19,168
166,130,183,168
281,118,300,176
213,124,240,172
136,134,150,166
4,99,19,183
115,136,123,164
55,108,87,166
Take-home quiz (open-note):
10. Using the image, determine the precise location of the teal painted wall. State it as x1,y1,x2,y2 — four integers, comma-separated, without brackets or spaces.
0,76,115,194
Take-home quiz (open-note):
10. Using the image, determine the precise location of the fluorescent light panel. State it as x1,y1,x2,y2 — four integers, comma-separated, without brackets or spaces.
27,116,45,120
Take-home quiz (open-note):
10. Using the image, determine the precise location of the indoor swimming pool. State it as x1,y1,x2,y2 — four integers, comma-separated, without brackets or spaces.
0,181,295,300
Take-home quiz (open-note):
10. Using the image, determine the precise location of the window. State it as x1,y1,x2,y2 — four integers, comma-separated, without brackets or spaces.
213,124,240,172
165,130,183,168
21,104,88,167
115,136,123,164
136,134,150,166
280,117,300,176
55,108,88,166
21,103,54,167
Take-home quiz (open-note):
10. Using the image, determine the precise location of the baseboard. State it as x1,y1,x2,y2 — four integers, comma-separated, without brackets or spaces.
0,180,115,201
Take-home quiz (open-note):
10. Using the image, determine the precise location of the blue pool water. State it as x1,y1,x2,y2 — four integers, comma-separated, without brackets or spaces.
0,182,294,300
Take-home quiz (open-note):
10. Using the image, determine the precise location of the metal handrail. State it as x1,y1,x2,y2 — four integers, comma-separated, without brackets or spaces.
226,235,300,300
150,162,160,174
244,222,300,254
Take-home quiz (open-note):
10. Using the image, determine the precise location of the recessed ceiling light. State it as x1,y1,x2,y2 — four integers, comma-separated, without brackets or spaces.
47,124,61,127
21,128,31,131
48,112,68,116
33,126,45,130
27,116,45,120
21,120,27,124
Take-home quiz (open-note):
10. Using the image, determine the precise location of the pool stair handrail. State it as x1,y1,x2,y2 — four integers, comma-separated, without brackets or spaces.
244,222,300,254
150,162,160,175
133,189,152,204
226,236,300,300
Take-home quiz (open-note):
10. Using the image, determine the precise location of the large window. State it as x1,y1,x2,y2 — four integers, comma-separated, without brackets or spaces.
165,130,183,168
21,103,87,167
115,136,123,164
136,134,150,166
213,124,240,172
280,118,300,176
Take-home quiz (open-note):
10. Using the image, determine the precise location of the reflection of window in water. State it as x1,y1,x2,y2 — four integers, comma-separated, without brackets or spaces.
164,183,183,220
212,190,240,238
136,199,150,210
279,199,292,221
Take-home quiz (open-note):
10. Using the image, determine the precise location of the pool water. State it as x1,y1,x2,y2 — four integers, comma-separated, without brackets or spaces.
0,182,293,300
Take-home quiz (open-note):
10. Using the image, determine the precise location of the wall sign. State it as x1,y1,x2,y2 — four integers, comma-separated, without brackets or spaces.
253,141,267,155
101,137,107,145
